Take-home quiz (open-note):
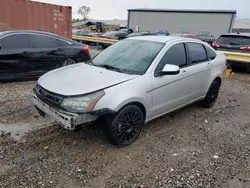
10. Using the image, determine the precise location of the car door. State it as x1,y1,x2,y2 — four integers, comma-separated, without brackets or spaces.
0,33,32,79
151,42,191,117
185,42,213,100
28,34,62,75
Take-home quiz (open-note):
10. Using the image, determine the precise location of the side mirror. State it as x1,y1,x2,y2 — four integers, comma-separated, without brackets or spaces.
157,64,180,76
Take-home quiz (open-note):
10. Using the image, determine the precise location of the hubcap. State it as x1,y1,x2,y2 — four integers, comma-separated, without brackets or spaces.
117,111,142,143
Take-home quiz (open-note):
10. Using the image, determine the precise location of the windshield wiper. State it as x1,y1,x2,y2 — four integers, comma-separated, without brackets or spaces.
97,64,123,73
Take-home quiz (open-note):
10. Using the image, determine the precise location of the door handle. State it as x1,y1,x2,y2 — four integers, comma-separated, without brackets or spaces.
181,69,188,76
57,48,63,51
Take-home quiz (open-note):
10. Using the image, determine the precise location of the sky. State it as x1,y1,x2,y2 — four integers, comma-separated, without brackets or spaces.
33,0,250,19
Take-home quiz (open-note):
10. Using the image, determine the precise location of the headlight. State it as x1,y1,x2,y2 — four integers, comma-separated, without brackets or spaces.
61,90,105,113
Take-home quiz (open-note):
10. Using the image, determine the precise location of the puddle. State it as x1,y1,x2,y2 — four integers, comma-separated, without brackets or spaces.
0,117,54,141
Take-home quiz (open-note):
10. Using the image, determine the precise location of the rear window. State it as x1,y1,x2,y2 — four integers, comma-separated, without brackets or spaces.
216,35,250,45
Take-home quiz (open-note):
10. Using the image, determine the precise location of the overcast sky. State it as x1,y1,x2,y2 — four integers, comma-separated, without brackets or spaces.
33,0,250,19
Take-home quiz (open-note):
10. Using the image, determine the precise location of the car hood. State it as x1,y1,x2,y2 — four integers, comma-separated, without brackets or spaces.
38,63,139,96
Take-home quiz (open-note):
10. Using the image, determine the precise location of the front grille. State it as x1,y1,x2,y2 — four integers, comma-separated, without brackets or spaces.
34,85,65,106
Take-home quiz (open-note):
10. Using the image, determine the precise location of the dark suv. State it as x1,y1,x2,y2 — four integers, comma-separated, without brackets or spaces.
0,30,90,81
212,33,250,72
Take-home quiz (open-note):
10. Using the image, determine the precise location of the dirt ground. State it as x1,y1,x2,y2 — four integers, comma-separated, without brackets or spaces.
0,71,250,188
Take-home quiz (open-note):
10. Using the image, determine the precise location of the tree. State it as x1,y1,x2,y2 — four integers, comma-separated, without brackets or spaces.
77,6,91,21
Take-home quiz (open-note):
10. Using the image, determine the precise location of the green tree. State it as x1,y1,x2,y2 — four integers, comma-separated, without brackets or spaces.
77,6,91,21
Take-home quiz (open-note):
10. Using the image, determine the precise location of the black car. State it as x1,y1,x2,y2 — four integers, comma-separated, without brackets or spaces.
212,33,250,72
0,30,90,81
99,31,129,49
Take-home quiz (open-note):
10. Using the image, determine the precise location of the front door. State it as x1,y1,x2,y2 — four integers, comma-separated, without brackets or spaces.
0,34,32,80
151,42,191,117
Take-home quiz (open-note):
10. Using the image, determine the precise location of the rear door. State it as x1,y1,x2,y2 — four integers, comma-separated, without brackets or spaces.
0,34,32,79
28,34,63,75
215,35,250,52
186,42,212,100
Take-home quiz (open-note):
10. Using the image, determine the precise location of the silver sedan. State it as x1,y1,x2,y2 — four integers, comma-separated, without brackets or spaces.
33,36,227,147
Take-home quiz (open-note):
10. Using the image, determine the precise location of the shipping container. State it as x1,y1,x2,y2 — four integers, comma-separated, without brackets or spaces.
0,0,72,38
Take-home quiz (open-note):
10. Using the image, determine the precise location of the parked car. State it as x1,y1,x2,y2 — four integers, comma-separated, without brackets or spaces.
171,31,189,37
212,33,250,72
86,32,102,38
126,32,156,38
182,33,200,39
118,28,134,34
0,30,90,81
33,36,227,147
155,30,169,36
197,31,215,45
74,29,90,36
100,31,129,49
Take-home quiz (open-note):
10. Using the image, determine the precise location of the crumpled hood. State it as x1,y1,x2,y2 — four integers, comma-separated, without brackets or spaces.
38,63,139,96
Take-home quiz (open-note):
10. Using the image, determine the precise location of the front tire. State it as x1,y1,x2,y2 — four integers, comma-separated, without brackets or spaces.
103,105,144,147
202,81,220,108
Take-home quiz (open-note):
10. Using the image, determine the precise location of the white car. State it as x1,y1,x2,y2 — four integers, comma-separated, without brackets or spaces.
33,36,227,147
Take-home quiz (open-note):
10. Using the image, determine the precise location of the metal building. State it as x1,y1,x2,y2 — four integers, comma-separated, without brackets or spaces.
127,9,236,37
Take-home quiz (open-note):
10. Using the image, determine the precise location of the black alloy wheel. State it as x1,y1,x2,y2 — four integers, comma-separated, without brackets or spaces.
202,81,220,108
103,105,144,147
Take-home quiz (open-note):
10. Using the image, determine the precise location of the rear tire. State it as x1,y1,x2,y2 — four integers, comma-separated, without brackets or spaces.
61,58,76,67
202,81,220,108
103,105,144,147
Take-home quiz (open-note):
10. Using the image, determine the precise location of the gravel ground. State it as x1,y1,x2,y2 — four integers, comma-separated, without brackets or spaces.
0,71,250,188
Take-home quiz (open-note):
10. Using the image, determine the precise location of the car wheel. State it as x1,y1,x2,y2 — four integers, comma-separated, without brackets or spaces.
61,58,76,67
103,105,144,147
202,81,220,108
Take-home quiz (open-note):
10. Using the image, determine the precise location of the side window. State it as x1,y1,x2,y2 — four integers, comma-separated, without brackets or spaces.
187,43,207,63
29,34,58,48
156,43,187,72
57,39,69,46
205,46,216,60
0,34,30,49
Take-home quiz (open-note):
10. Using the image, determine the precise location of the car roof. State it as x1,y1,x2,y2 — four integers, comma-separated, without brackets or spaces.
126,36,200,43
220,33,250,37
0,30,58,37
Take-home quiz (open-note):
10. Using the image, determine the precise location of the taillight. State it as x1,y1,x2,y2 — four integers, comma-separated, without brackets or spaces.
106,36,110,39
83,45,89,54
212,43,220,48
240,46,250,51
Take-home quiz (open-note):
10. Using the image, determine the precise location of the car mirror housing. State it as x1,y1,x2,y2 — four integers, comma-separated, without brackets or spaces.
156,64,180,76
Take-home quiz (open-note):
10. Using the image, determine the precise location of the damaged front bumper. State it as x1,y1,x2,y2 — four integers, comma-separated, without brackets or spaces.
33,94,98,130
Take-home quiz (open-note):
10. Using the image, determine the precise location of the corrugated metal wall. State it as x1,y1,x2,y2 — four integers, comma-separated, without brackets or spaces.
129,11,235,38
0,0,72,38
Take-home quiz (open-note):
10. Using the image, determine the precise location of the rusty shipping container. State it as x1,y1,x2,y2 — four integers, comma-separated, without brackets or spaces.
0,0,72,38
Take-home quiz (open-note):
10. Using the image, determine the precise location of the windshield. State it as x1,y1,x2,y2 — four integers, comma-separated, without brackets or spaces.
216,35,250,45
92,39,164,75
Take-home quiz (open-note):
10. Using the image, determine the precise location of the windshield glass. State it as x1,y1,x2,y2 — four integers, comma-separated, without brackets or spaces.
216,35,250,45
92,39,164,75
